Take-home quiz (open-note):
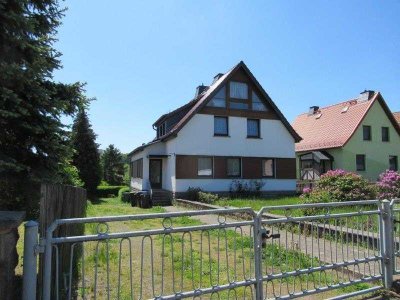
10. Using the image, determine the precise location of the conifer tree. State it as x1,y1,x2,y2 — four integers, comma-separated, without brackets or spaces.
71,110,101,195
101,145,125,185
0,0,87,211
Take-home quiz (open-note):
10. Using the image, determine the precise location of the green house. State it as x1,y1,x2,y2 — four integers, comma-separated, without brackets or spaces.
292,90,400,181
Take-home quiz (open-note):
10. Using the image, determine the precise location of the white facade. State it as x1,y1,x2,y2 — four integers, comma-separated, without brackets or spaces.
130,114,296,193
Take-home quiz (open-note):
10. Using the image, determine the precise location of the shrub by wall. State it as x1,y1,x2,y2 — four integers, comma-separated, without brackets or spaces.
96,185,126,198
118,187,130,202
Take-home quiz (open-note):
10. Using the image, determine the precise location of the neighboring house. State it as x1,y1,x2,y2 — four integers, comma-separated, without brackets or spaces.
128,61,301,202
293,91,400,181
394,112,400,126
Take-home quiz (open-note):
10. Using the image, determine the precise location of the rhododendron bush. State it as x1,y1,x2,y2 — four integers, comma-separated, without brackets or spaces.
301,169,375,203
376,170,400,200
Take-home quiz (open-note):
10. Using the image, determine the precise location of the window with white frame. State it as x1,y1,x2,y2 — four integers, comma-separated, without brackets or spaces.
230,82,248,99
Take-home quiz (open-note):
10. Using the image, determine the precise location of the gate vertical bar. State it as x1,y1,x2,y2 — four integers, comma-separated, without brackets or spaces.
380,199,394,289
22,221,38,300
254,213,263,299
42,227,53,300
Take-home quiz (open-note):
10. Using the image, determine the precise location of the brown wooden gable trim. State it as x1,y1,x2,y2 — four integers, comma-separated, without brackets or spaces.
199,107,279,120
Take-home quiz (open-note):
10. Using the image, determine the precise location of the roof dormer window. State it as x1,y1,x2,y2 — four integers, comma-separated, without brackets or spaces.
230,81,248,99
157,123,166,138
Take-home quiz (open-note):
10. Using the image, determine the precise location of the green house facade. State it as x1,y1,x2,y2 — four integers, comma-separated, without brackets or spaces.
293,91,400,181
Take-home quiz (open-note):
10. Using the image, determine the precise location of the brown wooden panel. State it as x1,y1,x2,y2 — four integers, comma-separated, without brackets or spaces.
199,106,278,120
275,158,297,179
214,156,228,179
176,155,197,179
242,157,262,179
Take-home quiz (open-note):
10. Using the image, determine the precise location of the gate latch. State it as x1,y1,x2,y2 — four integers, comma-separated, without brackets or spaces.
261,228,280,248
34,238,46,255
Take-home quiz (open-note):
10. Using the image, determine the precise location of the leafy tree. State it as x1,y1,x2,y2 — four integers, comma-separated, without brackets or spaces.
71,110,101,195
101,145,125,185
0,0,88,212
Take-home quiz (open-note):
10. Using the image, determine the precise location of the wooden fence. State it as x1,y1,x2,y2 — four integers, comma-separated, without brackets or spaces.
38,183,87,299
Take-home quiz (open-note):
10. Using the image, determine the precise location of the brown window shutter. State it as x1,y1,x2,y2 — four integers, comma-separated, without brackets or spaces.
275,158,296,179
242,157,262,179
214,156,227,179
176,155,197,179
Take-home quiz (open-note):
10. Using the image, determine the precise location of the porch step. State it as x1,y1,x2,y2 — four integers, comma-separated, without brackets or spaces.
151,189,172,206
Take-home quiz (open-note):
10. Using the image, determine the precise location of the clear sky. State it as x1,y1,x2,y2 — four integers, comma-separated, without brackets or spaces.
54,1,400,153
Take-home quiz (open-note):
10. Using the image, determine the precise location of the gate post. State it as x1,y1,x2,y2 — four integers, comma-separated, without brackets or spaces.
22,221,38,300
253,213,264,299
380,199,394,289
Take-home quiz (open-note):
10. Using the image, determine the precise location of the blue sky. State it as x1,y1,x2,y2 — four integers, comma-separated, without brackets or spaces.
54,1,400,153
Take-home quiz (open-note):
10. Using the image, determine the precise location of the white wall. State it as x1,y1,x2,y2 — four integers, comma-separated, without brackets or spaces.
175,179,296,192
166,114,295,158
131,114,296,193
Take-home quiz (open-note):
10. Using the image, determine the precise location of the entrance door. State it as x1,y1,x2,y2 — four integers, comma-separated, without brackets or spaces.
149,159,162,189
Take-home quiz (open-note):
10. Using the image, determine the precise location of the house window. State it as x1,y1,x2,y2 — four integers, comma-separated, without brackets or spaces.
247,119,260,138
214,116,228,136
157,123,166,138
356,154,366,171
207,86,226,108
252,92,267,111
363,125,371,141
131,159,143,178
382,127,390,142
230,101,249,110
227,158,241,177
389,156,398,171
197,157,213,176
262,159,275,177
230,81,248,99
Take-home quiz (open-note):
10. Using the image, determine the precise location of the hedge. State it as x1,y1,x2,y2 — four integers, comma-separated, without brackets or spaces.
96,185,127,198
118,187,130,202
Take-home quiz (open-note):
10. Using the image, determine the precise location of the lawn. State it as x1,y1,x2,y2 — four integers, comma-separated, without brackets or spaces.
16,197,378,299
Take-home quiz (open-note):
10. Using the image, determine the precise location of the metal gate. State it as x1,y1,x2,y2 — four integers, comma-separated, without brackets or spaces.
22,199,399,299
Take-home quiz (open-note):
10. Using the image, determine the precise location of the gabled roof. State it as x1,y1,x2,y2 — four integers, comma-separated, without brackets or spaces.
394,112,400,125
293,92,400,152
129,61,301,156
160,61,301,142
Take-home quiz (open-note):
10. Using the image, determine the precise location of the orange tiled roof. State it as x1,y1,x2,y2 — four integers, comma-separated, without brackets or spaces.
292,93,379,152
394,112,400,124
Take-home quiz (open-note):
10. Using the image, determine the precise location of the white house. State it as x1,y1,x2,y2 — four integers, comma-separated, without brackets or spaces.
128,61,301,203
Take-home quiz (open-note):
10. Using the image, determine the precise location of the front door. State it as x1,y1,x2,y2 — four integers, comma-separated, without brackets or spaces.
149,159,162,189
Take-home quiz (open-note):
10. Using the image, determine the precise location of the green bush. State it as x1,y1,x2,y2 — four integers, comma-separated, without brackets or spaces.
301,190,330,216
96,185,126,198
198,191,219,204
186,187,203,201
118,187,130,202
314,169,375,201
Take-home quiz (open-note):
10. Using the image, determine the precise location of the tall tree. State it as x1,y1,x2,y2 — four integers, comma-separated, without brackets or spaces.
71,110,101,195
101,145,125,185
0,0,88,212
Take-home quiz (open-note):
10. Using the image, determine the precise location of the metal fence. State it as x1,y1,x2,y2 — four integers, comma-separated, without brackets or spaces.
22,199,400,300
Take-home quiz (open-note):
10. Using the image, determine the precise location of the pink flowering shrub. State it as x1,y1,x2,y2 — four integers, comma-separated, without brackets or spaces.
376,170,400,200
302,169,375,202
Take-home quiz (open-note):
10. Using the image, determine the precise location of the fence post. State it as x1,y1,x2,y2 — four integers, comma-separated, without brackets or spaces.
380,199,394,289
22,221,38,300
253,213,263,300
42,227,53,300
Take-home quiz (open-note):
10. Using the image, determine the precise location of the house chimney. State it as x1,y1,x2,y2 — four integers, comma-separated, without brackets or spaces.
308,106,319,116
212,73,224,84
359,90,375,102
195,84,209,98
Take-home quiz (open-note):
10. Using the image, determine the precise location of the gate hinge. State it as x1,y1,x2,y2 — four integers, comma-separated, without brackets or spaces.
34,238,46,255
